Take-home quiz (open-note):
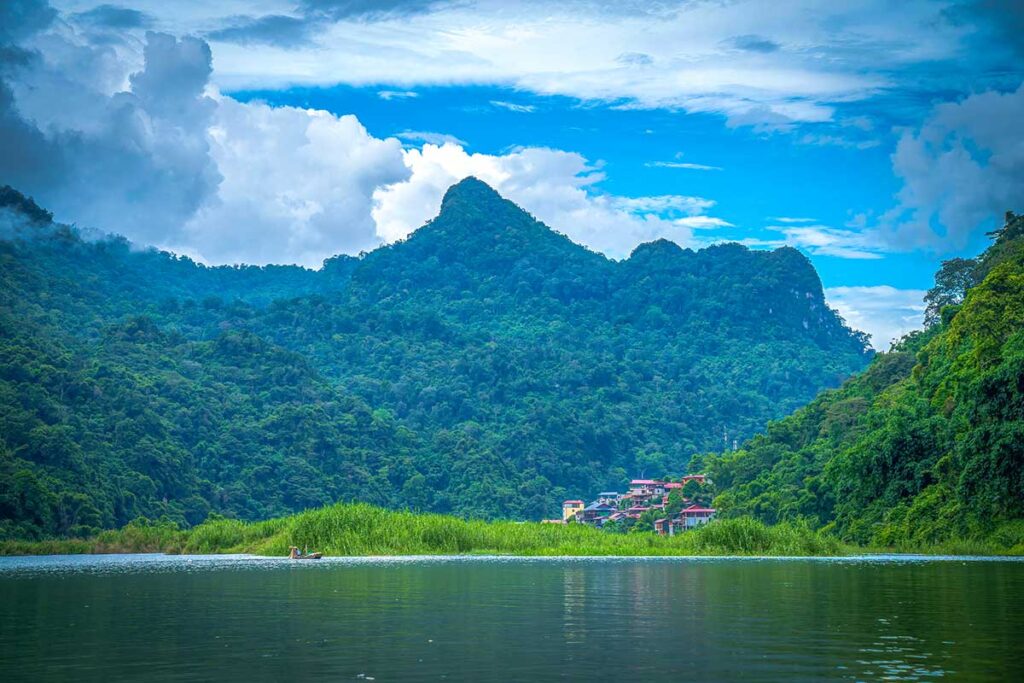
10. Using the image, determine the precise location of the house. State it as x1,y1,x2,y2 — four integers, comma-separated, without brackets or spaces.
596,491,622,506
680,475,707,486
628,479,666,500
654,516,684,536
606,511,628,524
562,500,585,522
626,505,650,519
679,504,716,528
580,502,615,524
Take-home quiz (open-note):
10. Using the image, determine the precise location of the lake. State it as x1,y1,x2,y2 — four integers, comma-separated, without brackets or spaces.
1,554,1022,681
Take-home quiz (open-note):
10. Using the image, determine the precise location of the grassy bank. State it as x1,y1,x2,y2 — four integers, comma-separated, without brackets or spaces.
2,502,1019,557
1,503,848,557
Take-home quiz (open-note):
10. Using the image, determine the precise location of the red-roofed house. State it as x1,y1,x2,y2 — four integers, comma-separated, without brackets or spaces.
679,504,716,528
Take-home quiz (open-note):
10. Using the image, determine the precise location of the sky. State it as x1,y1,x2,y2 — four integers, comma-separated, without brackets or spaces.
1,1,1022,349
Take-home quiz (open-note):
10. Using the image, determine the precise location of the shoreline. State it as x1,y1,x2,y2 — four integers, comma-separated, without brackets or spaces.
3,550,1024,563
4,502,1021,558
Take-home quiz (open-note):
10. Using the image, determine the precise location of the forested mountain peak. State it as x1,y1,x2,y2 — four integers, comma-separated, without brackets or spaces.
1,184,873,538
438,176,506,212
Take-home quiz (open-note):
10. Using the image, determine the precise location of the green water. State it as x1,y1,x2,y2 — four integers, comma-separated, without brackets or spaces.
1,555,1022,681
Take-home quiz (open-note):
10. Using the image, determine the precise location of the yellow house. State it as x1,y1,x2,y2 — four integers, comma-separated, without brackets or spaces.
562,500,585,522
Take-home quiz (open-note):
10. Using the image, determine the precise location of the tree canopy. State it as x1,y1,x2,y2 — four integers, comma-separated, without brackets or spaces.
699,210,1024,547
0,179,872,539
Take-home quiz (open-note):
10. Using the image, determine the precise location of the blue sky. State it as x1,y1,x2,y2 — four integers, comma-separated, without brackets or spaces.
2,1,1022,347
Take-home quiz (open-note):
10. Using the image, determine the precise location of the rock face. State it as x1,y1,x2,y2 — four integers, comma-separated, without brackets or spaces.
0,180,872,537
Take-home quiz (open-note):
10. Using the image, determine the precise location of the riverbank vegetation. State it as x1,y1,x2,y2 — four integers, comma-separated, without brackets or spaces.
3,501,1022,558
1,502,850,557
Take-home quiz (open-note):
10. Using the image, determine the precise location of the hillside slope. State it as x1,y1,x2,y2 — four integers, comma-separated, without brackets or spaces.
699,212,1024,546
0,179,871,538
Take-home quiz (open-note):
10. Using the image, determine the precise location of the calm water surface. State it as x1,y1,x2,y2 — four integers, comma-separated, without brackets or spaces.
1,554,1023,681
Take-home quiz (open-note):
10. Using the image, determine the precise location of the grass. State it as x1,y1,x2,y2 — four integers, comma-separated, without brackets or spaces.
0,503,850,557
2,503,1020,558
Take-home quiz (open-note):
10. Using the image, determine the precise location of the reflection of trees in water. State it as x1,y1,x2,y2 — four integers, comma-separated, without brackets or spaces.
562,566,586,645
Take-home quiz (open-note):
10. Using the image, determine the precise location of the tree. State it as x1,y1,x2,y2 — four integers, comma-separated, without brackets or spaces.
923,257,978,326
682,479,702,500
665,490,685,515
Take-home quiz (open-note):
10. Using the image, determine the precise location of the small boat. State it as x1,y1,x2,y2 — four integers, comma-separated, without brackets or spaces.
289,546,323,560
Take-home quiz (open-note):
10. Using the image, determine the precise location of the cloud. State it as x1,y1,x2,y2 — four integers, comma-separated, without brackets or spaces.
207,15,314,48
1,25,221,249
825,285,927,350
71,5,154,29
798,133,880,150
184,0,1012,131
646,161,723,171
0,12,408,266
490,100,536,113
771,216,817,223
765,224,886,259
877,82,1024,251
177,96,408,266
298,0,441,21
377,89,418,100
616,52,653,66
728,34,780,53
675,216,733,230
372,143,717,257
737,222,888,259
396,130,467,146
611,195,715,217
0,10,726,266
0,0,56,43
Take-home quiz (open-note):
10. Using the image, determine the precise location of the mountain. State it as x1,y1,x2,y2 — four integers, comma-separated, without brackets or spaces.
0,178,871,539
698,212,1024,547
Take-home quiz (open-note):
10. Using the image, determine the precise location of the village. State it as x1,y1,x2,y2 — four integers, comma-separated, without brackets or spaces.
548,476,717,535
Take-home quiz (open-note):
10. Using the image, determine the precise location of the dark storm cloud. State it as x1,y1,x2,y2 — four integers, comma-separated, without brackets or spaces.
72,4,154,29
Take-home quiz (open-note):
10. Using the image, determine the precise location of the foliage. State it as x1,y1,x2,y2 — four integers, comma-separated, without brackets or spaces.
923,257,979,326
0,179,871,538
702,211,1024,547
0,501,851,557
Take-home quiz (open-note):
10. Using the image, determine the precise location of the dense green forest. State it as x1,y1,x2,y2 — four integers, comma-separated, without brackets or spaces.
698,212,1024,547
0,178,871,539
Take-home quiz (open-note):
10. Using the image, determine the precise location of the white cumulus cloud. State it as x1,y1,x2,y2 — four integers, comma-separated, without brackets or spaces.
825,285,927,350
879,83,1024,251
175,96,409,266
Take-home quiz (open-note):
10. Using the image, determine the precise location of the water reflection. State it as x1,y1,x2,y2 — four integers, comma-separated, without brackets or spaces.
0,555,1022,681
